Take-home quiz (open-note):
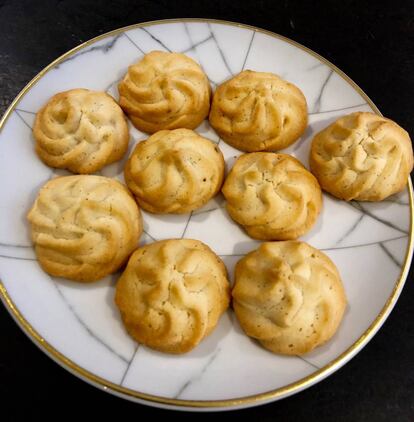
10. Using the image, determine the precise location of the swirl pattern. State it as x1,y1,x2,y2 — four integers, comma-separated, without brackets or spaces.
310,112,414,201
209,70,308,152
115,239,230,354
222,153,322,240
232,241,347,355
33,89,129,174
118,51,211,133
125,129,225,214
27,175,142,282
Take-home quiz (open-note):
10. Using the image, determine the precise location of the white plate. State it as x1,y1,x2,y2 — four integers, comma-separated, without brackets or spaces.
0,19,412,411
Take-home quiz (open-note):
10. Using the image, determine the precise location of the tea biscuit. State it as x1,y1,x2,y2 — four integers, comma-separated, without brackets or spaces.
33,89,129,173
125,129,225,213
222,153,322,240
27,175,142,282
232,241,347,355
310,112,413,201
209,70,307,152
118,51,211,133
115,239,230,354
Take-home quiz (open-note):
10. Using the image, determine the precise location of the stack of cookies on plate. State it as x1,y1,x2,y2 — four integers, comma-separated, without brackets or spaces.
27,50,413,355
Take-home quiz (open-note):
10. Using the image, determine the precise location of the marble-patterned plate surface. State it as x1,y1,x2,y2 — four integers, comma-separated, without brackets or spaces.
0,19,412,411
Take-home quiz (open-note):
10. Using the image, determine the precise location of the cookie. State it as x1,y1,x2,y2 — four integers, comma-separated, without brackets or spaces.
209,70,307,152
115,239,230,354
310,112,413,201
232,241,347,355
33,89,129,174
124,128,225,214
118,51,211,133
27,175,142,282
222,153,322,240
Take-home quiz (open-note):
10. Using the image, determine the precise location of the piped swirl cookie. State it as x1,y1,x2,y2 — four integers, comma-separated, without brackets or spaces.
209,70,307,152
115,239,230,354
33,89,129,174
27,175,142,282
310,112,414,201
232,241,347,355
222,153,322,240
124,129,225,214
118,51,211,133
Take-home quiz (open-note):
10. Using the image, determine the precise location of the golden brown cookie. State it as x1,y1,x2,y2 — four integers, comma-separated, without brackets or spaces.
115,239,230,354
118,51,211,133
310,112,413,201
124,129,225,214
209,70,307,152
222,153,322,240
232,241,347,355
33,89,129,174
27,175,142,282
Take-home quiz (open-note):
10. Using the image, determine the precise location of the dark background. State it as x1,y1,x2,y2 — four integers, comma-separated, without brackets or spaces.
0,0,413,420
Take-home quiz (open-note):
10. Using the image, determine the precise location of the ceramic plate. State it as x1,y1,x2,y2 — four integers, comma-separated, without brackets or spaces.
0,19,412,411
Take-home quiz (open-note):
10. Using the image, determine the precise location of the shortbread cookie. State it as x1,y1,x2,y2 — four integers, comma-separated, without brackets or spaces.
310,112,413,201
125,129,225,213
209,70,307,152
33,89,129,174
232,241,347,355
222,153,322,240
115,239,230,354
27,175,142,282
118,51,211,133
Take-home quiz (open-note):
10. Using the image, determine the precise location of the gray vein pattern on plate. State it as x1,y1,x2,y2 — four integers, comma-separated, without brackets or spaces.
55,34,124,67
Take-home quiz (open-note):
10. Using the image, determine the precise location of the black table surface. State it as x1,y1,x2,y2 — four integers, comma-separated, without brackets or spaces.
1,0,413,419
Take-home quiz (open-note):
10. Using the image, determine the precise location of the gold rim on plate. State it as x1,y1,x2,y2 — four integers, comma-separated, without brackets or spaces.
0,18,413,409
